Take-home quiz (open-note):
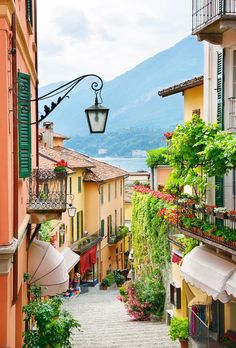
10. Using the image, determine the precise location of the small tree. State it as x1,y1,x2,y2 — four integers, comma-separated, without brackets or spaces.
23,286,80,348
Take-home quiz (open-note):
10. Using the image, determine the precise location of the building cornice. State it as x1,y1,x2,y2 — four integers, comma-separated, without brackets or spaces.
0,214,30,274
0,0,15,27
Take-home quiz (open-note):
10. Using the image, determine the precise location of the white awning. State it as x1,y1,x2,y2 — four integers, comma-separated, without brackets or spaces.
225,271,236,297
28,240,69,296
181,246,236,303
61,247,80,272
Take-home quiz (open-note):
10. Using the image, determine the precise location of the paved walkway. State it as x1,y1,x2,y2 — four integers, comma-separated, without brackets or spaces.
63,286,179,348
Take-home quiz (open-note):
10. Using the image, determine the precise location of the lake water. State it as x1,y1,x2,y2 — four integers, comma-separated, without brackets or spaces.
95,157,149,173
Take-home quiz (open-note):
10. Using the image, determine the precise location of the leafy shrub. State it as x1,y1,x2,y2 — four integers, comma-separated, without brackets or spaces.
114,271,125,285
23,292,80,348
146,147,168,168
169,317,189,341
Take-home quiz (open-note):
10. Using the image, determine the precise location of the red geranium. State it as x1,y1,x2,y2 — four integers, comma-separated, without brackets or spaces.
54,159,68,168
164,131,173,139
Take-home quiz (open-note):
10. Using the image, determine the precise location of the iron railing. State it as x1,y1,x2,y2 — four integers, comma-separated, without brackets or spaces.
192,0,236,32
229,97,236,129
27,169,67,212
189,307,210,347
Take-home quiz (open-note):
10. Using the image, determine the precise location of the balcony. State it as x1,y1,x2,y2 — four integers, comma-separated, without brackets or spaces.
192,0,236,44
108,226,129,245
27,169,67,223
168,203,236,256
71,231,102,254
228,97,236,129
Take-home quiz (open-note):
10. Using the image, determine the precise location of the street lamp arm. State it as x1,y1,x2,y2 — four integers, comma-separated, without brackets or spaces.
30,74,104,125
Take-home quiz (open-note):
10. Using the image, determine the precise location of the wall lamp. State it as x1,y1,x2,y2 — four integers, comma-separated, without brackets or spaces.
22,74,109,133
66,194,77,217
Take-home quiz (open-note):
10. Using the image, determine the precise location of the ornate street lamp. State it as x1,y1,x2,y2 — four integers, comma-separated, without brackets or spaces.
67,203,77,218
26,74,109,133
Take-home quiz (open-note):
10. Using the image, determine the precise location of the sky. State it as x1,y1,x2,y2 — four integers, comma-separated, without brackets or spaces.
37,1,192,86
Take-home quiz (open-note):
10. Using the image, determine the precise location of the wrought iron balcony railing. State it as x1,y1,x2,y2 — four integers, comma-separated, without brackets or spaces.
169,202,236,255
27,169,67,212
108,226,129,245
71,230,102,254
192,0,236,33
229,97,236,129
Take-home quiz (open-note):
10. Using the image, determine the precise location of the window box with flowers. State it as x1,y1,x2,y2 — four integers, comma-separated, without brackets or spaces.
214,207,228,220
229,211,236,222
54,159,68,174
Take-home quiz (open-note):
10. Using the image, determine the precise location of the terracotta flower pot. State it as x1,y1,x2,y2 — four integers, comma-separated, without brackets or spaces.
101,285,107,290
179,339,188,348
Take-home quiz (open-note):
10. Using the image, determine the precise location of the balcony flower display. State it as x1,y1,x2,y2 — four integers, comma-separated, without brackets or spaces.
54,159,68,173
229,210,236,222
214,207,228,219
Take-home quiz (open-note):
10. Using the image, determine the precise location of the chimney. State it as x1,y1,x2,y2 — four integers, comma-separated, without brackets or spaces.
42,122,54,148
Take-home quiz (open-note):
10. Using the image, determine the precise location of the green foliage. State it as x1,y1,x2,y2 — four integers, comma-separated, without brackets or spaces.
39,221,53,243
165,115,236,197
146,147,168,168
117,225,129,239
135,272,165,318
23,291,80,348
101,278,110,287
114,271,126,285
169,317,189,341
119,285,127,302
177,237,199,256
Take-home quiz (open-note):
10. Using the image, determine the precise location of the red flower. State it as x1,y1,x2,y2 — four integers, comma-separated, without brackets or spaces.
164,131,173,139
54,159,68,168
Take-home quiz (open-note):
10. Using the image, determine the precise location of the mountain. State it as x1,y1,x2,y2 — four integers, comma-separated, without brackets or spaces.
39,36,203,156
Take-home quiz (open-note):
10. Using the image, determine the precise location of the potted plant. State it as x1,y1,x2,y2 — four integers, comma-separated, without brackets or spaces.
169,317,189,348
214,207,228,219
101,277,109,290
229,210,236,222
114,271,125,287
54,159,68,173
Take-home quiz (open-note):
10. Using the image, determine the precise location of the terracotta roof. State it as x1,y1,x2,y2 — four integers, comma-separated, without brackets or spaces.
39,152,74,174
39,146,94,169
158,75,203,97
39,146,128,182
83,157,128,182
39,128,70,140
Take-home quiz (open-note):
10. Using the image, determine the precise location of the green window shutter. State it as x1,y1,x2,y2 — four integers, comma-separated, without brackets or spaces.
18,72,31,178
101,219,104,237
26,0,33,26
80,211,84,238
215,50,225,207
78,176,81,193
216,49,224,130
215,176,224,207
69,177,72,194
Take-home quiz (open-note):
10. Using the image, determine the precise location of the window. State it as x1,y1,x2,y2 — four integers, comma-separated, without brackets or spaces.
108,184,111,202
100,186,104,204
233,50,236,97
59,224,65,247
170,283,181,309
115,210,117,233
26,0,33,26
71,217,74,242
107,215,112,237
115,181,117,198
69,177,72,194
101,219,105,237
120,208,123,225
120,179,123,196
78,176,82,193
18,72,31,178
77,211,84,239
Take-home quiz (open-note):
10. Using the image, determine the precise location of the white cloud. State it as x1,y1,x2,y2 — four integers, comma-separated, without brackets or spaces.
37,0,192,86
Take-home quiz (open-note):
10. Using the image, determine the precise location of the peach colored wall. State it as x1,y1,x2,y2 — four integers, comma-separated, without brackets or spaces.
155,166,172,188
184,84,203,122
0,1,37,347
100,239,125,280
125,202,132,221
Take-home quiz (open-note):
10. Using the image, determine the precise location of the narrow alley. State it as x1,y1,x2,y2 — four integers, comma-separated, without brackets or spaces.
64,287,179,348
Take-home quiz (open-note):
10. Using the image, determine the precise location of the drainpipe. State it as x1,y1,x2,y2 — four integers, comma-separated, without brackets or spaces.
12,12,18,304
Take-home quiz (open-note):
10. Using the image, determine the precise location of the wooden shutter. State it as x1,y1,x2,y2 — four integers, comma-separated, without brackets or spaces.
26,0,33,26
78,176,82,192
80,211,84,238
216,49,224,130
215,176,224,207
18,72,31,178
101,219,104,237
215,50,225,207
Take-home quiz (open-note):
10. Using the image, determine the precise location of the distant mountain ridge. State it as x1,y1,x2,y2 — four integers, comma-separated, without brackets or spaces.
39,36,203,156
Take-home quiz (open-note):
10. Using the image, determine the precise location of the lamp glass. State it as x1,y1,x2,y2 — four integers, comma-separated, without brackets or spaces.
85,103,109,133
67,205,76,217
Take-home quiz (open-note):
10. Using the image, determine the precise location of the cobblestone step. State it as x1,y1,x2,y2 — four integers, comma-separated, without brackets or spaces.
63,288,179,348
